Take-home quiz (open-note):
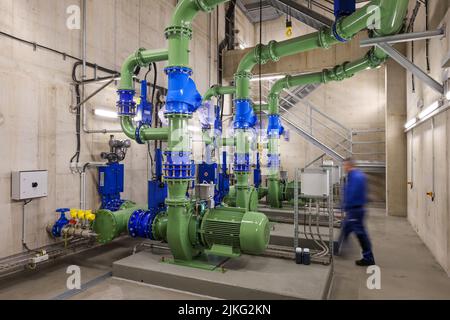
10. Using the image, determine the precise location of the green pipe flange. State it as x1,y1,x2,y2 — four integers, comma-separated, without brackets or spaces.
318,28,332,49
152,213,168,241
254,44,269,64
267,40,280,62
367,48,386,68
166,113,193,120
165,26,193,40
134,48,149,67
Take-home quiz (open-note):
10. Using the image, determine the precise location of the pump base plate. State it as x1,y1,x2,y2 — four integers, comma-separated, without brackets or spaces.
163,254,229,272
113,249,333,300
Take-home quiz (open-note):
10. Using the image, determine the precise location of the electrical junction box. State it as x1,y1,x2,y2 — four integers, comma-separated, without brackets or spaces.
301,168,330,198
11,170,48,200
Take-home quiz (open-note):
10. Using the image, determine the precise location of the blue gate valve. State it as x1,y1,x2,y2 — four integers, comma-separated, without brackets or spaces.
52,208,70,238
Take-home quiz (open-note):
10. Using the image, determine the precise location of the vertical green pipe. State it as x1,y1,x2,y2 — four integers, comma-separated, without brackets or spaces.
235,129,251,209
164,0,229,262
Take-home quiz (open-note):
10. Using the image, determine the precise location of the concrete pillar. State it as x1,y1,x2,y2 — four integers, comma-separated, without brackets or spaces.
385,44,408,217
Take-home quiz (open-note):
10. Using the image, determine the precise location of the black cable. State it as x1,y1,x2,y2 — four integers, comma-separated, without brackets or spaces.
70,64,82,164
151,62,158,106
259,0,263,137
425,0,430,73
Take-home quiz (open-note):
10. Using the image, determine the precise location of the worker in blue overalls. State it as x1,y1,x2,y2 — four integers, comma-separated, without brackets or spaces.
339,158,376,267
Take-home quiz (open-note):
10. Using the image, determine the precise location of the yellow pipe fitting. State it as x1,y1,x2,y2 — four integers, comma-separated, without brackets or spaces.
70,209,78,219
77,210,86,220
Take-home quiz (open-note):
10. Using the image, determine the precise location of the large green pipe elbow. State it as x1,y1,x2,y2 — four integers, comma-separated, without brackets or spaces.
374,0,409,36
119,48,169,91
168,0,229,67
171,0,228,27
203,85,236,102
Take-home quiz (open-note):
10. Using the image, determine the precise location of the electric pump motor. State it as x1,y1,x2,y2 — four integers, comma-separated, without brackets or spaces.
200,207,270,256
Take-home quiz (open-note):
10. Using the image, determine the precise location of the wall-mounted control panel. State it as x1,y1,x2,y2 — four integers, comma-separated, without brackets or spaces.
11,170,48,200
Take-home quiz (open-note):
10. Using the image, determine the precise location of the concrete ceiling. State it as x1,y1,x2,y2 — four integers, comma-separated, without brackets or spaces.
237,0,370,24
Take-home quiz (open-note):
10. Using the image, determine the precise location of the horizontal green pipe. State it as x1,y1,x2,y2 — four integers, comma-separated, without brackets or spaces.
222,137,235,147
268,49,387,115
235,0,409,99
253,104,269,113
119,48,168,90
141,127,170,141
203,85,236,101
120,117,169,141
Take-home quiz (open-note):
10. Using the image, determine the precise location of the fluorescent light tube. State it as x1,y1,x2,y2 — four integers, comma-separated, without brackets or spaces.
404,118,417,129
418,101,440,120
250,75,284,82
94,109,118,119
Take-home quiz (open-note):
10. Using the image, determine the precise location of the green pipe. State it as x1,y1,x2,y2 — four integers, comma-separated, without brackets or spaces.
222,138,235,147
235,0,409,99
120,117,169,141
203,85,236,102
253,104,269,113
203,130,213,146
119,48,169,91
93,205,146,244
164,0,230,263
265,49,388,208
268,48,387,115
167,0,229,67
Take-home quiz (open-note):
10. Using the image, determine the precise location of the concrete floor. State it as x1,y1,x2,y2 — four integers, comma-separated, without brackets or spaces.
331,208,450,300
0,208,449,300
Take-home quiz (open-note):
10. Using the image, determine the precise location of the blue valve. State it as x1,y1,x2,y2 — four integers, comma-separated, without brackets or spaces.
52,208,70,238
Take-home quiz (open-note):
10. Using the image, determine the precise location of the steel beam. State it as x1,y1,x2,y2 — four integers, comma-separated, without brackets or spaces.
377,42,444,95
267,0,333,30
360,28,445,47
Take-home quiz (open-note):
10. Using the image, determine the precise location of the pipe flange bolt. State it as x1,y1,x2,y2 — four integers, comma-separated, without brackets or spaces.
165,66,193,76
366,49,385,68
164,26,193,40
195,0,214,12
234,71,253,80
318,28,331,49
254,44,268,64
267,40,279,62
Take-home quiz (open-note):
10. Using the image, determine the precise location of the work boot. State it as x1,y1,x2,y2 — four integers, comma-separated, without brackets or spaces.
355,259,376,267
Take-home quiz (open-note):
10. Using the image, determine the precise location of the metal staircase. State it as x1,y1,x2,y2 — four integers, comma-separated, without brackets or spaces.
257,80,386,171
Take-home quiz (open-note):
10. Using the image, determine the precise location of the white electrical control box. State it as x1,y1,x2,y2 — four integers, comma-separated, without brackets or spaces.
301,168,330,198
11,170,48,200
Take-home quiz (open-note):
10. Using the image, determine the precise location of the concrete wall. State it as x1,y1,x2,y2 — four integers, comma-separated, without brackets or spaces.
406,2,450,275
237,16,387,201
0,0,223,259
